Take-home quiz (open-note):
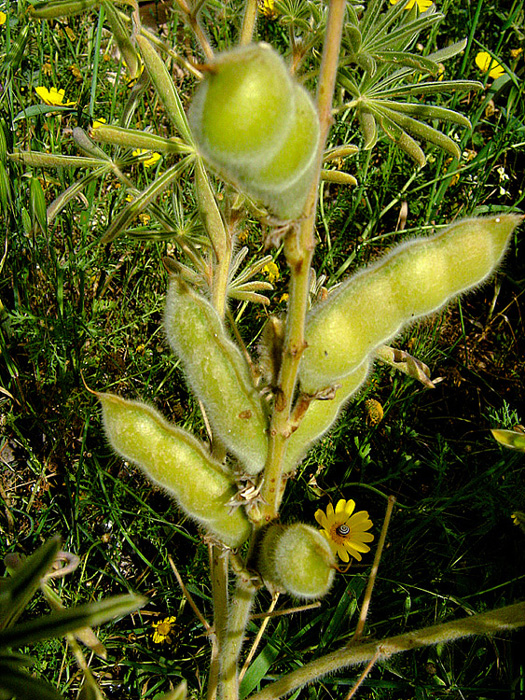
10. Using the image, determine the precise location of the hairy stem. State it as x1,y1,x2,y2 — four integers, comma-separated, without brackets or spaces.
207,545,229,700
247,602,525,700
220,575,258,700
240,0,258,45
259,0,348,519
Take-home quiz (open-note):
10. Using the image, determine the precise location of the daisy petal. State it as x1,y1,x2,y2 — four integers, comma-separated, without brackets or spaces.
344,499,356,517
335,499,347,514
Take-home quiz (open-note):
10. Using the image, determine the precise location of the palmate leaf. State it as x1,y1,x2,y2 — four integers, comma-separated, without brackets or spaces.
339,1,482,164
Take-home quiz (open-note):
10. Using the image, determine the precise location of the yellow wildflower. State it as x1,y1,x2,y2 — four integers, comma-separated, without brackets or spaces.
315,499,374,563
92,117,107,130
389,0,434,11
263,261,280,284
259,0,276,18
132,149,161,168
510,48,523,59
152,616,177,644
475,51,505,79
35,86,76,107
0,11,6,25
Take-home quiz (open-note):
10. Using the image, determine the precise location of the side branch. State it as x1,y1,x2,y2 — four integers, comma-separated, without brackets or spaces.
247,602,525,700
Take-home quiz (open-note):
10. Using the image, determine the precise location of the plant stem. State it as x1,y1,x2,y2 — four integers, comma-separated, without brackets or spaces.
353,496,395,641
259,0,348,520
207,545,229,700
240,0,258,45
219,574,258,700
247,602,525,700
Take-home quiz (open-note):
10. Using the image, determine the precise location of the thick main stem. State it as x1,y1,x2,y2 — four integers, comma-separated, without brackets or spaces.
259,0,348,520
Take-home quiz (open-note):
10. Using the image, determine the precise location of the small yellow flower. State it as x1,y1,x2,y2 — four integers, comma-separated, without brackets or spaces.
389,0,433,11
263,261,280,284
152,616,177,644
259,0,276,18
132,149,161,168
0,11,6,25
475,51,505,80
365,398,384,425
92,117,107,130
35,86,76,107
315,499,374,563
510,48,523,59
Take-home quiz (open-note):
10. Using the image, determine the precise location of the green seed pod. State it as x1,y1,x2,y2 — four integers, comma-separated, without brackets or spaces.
258,524,335,599
300,215,522,394
283,360,370,474
189,44,320,220
164,276,268,474
189,43,295,172
98,393,251,548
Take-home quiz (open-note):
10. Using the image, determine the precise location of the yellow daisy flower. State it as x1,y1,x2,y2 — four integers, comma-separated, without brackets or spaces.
132,149,162,168
35,86,76,107
389,0,434,11
152,615,177,644
315,499,374,563
475,51,505,80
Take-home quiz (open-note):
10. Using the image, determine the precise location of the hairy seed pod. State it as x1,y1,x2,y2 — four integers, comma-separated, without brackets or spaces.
258,524,335,599
300,215,522,393
164,276,268,474
189,44,319,220
99,393,251,548
189,43,294,171
283,361,370,474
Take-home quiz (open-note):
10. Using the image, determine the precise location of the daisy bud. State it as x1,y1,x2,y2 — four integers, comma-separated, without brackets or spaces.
258,524,335,599
98,393,251,548
164,276,268,475
300,215,522,393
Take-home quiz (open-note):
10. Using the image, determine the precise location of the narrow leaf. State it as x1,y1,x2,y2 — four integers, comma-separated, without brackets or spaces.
9,151,106,169
0,594,146,649
102,1,141,80
0,663,64,700
92,124,191,155
30,0,99,19
0,536,61,631
102,159,190,242
135,34,193,143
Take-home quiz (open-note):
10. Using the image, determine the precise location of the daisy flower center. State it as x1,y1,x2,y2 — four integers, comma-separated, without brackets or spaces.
332,522,351,544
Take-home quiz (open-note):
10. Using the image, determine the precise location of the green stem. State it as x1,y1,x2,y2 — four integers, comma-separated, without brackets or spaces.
259,0,348,520
247,602,525,700
240,0,258,45
219,575,258,700
207,545,229,700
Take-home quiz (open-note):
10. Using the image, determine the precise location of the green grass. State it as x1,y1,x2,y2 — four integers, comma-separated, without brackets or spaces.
1,0,525,698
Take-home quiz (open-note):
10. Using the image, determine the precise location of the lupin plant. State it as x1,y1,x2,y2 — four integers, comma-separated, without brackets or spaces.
8,0,525,697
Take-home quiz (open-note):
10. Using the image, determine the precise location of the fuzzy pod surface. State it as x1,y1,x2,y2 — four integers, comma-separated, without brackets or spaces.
189,43,294,170
258,524,335,599
164,276,268,474
300,215,522,393
189,43,320,220
99,393,251,548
